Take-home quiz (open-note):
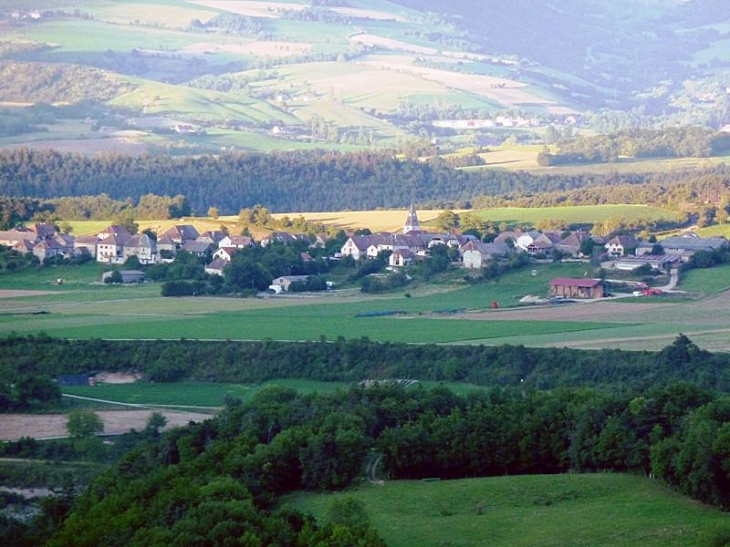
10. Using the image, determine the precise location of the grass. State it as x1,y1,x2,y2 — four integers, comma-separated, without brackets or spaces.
282,473,730,547
468,204,683,227
678,263,730,295
0,261,625,343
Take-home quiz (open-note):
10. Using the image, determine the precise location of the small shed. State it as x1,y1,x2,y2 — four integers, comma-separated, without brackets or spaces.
549,277,605,299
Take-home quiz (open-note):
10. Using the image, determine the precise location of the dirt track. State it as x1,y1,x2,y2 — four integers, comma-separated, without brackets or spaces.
0,410,212,441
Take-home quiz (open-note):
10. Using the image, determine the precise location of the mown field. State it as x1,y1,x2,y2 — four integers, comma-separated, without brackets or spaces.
0,260,631,344
282,473,730,547
1,254,729,350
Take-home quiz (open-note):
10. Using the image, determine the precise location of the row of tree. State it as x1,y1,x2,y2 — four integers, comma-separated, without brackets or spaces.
1,334,728,393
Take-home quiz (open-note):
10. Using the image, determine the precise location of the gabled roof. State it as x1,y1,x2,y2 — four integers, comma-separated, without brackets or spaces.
125,234,155,248
182,240,213,254
205,258,229,272
461,241,510,256
606,235,639,247
660,235,727,251
163,225,200,242
557,232,590,248
549,277,603,288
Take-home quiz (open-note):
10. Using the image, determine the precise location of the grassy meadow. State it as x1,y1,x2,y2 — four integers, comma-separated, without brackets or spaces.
282,473,730,547
3,254,730,350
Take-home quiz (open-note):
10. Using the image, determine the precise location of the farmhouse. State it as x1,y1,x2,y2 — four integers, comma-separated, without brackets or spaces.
549,278,605,299
605,235,639,257
461,241,510,269
96,225,132,264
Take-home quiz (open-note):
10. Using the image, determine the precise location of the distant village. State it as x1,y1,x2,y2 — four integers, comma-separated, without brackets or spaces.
0,205,727,297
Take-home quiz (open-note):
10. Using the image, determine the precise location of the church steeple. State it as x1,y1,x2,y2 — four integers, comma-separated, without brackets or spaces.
403,203,420,233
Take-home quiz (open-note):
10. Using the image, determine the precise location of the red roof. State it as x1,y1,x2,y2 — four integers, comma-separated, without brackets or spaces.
549,277,603,288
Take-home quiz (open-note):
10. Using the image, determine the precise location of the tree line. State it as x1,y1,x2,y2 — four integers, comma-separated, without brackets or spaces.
1,334,728,392
537,127,730,165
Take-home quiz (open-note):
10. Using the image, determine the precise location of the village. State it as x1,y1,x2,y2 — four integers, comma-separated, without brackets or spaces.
0,205,727,299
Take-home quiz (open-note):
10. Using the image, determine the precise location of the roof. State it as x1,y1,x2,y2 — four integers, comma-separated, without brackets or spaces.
660,236,727,251
549,277,603,288
182,240,213,253
606,235,639,247
205,258,229,271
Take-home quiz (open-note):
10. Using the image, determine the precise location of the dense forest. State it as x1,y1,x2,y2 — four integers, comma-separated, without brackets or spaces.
3,148,730,216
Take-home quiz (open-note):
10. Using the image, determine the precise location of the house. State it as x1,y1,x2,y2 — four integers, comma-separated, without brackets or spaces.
198,230,227,245
260,232,298,247
461,241,510,269
635,240,656,256
614,255,681,272
181,240,213,257
213,247,239,261
605,235,639,257
555,232,591,257
269,275,309,293
493,231,520,246
0,229,36,251
33,239,66,262
101,270,146,283
341,235,377,260
218,235,254,248
549,278,605,299
658,235,728,261
161,225,200,247
156,234,177,256
205,258,229,277
28,223,56,240
96,226,131,264
124,234,157,264
366,233,424,259
389,249,415,267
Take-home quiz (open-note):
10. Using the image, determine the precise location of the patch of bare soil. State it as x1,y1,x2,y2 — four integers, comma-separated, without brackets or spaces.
0,410,211,441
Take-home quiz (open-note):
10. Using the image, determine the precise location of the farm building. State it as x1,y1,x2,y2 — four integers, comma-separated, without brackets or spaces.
549,278,605,299
269,275,310,293
614,255,680,271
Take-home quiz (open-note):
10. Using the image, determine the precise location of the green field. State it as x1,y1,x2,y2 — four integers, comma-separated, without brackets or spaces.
282,474,730,547
470,204,683,227
0,261,629,343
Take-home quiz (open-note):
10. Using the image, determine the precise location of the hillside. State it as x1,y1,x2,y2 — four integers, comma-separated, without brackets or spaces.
0,1,728,154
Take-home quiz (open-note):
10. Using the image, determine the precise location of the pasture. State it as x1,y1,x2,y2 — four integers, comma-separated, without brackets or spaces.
282,473,730,547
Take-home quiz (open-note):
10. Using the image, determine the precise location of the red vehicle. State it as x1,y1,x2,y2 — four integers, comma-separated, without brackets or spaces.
642,288,663,296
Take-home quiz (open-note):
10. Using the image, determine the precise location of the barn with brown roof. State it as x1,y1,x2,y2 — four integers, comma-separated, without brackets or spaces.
549,277,605,299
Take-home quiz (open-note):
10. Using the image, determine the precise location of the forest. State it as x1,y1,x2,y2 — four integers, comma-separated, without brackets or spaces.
4,148,730,215
3,336,730,545
6,369,729,545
